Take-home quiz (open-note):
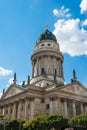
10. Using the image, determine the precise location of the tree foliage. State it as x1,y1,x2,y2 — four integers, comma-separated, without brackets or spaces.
23,114,68,130
69,113,87,127
0,117,24,130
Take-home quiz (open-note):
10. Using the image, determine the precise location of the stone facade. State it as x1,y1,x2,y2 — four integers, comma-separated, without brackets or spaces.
0,27,87,120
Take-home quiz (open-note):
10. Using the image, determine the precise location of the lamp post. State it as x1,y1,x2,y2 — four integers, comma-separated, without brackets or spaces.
0,120,5,130
19,122,21,130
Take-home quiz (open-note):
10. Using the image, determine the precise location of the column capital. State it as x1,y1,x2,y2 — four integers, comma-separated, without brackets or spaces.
29,97,35,101
49,96,58,101
25,96,30,101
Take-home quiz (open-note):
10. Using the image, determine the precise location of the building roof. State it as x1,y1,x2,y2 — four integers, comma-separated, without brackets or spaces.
37,29,57,43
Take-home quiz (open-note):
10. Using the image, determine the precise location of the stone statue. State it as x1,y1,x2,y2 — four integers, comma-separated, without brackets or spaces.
27,75,30,85
3,89,5,94
71,69,77,82
22,81,25,86
46,24,48,30
13,72,16,84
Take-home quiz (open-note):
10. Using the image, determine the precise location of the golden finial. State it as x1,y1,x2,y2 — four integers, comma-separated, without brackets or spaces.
46,24,48,30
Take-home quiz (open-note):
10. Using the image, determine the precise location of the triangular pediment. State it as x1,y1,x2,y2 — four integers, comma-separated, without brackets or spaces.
1,84,25,99
61,81,87,96
33,78,55,88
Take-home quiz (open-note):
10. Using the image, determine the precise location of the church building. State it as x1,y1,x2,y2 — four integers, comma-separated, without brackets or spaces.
0,26,87,120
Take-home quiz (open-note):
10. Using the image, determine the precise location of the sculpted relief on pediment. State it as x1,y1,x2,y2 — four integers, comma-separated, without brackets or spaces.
62,84,87,96
4,87,23,99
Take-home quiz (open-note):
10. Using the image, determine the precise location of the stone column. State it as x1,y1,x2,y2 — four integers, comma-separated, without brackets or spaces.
53,97,59,114
84,104,87,113
37,58,39,76
41,98,45,114
64,100,68,117
49,97,54,114
17,100,22,119
24,98,29,120
8,104,11,118
73,101,76,116
80,102,84,114
50,100,53,114
59,60,61,77
2,106,5,115
61,61,63,78
30,97,35,119
12,102,17,118
32,62,34,78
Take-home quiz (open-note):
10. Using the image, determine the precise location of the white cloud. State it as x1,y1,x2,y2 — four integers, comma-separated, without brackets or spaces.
53,18,87,56
53,6,71,18
80,0,87,14
0,89,2,98
0,67,13,77
53,9,59,16
8,78,14,85
82,19,87,26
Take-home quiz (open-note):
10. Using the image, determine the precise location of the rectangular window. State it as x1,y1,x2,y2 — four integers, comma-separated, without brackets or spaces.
41,98,45,103
5,110,8,114
41,68,44,75
10,109,13,114
46,104,49,109
28,104,30,109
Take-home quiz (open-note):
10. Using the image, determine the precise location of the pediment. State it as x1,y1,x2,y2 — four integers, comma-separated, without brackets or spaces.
33,78,55,88
61,82,87,96
1,84,25,99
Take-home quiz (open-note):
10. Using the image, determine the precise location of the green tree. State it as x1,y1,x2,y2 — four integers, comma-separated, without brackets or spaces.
23,114,68,130
47,114,68,130
23,115,48,130
69,113,87,127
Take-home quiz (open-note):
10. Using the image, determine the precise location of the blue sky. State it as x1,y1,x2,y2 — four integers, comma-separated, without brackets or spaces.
0,0,87,95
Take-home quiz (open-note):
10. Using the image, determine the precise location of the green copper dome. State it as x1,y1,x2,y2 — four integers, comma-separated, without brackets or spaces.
37,29,57,43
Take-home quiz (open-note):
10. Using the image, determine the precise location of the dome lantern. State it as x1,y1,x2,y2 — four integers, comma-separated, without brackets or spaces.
37,27,57,43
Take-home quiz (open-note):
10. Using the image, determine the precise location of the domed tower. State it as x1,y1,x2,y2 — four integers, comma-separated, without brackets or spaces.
30,26,64,87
